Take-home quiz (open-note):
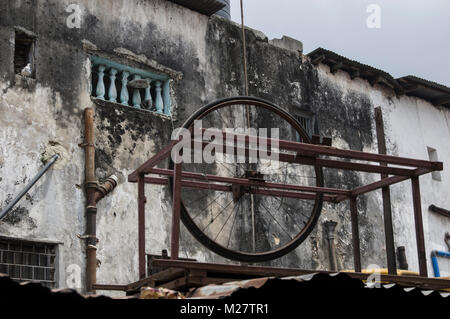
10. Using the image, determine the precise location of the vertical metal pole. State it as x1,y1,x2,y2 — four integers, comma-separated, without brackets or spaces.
240,0,249,98
374,107,397,275
171,162,182,260
138,174,146,279
411,177,428,277
350,197,362,272
323,221,338,271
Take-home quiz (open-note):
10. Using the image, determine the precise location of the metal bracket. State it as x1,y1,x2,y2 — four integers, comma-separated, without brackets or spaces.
77,234,99,243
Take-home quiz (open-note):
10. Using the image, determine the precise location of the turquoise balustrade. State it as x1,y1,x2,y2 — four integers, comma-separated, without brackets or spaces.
91,56,172,115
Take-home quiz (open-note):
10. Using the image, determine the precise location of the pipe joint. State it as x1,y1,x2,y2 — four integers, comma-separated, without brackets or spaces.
92,175,119,204
323,220,338,239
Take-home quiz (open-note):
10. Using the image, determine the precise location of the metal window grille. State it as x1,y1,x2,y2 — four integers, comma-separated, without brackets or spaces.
295,115,313,141
0,238,57,288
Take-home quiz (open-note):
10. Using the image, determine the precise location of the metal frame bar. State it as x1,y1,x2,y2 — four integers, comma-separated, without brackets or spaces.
375,107,397,275
138,174,146,279
128,131,443,278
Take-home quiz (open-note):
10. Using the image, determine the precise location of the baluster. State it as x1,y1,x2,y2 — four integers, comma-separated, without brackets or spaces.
108,68,118,102
163,79,171,115
120,71,129,105
155,80,163,113
95,65,106,99
132,75,142,108
144,79,152,110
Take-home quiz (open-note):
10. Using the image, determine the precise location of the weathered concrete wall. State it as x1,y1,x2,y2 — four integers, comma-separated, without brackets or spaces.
0,0,449,294
315,64,450,276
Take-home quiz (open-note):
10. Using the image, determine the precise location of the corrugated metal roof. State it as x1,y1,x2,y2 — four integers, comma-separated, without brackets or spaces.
168,0,225,16
397,76,450,108
190,273,450,299
307,48,450,108
307,47,401,90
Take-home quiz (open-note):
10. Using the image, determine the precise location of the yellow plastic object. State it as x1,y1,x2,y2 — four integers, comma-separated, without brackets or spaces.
341,268,420,276
341,268,421,286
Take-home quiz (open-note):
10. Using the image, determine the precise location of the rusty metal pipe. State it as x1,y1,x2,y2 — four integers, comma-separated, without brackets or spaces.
83,108,118,293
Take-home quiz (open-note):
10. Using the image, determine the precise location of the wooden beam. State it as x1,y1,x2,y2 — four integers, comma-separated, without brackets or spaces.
434,95,450,106
401,84,419,93
330,62,344,74
350,69,360,79
91,284,128,291
311,54,325,65
370,75,383,86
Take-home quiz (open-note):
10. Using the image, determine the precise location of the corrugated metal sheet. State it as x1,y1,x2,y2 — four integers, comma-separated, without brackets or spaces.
190,273,450,299
397,75,450,108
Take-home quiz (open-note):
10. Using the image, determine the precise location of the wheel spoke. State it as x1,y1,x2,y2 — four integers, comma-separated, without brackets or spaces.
192,191,225,220
214,198,240,242
271,195,311,219
266,197,304,231
201,196,235,233
226,200,242,249
259,199,293,241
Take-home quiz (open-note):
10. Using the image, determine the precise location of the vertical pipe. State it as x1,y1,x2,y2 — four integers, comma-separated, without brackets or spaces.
323,221,338,271
374,107,397,275
411,177,427,277
350,197,362,272
83,109,118,292
397,246,408,270
138,174,146,279
431,252,440,277
84,108,97,293
171,162,182,260
84,108,96,190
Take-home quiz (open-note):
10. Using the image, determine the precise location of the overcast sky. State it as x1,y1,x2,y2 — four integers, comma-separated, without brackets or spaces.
230,0,450,87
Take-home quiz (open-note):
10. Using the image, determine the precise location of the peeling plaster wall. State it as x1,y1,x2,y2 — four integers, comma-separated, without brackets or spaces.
0,0,449,294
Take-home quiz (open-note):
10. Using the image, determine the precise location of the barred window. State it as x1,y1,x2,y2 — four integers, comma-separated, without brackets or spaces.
0,237,57,288
294,114,314,141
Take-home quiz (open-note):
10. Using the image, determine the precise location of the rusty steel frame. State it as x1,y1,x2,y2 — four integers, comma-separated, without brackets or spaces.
128,129,443,279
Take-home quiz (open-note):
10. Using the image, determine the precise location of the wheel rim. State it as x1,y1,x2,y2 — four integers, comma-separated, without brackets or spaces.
169,96,324,262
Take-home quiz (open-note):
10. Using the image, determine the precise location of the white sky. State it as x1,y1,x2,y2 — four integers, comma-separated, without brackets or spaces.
230,0,450,87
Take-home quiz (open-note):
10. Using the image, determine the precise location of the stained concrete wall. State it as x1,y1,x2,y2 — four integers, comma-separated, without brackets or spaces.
0,0,448,293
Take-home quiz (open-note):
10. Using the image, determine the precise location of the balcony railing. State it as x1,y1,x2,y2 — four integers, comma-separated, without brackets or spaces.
91,56,171,116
